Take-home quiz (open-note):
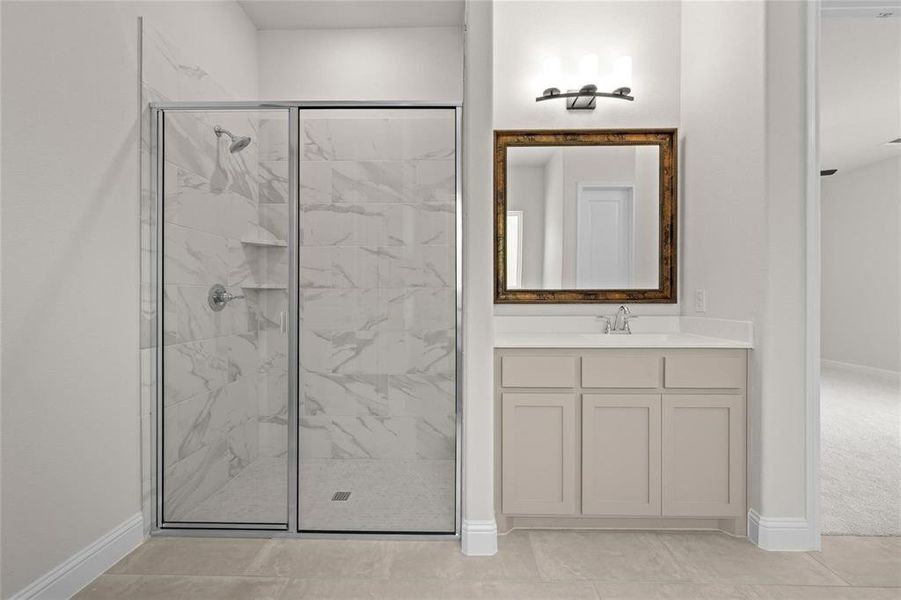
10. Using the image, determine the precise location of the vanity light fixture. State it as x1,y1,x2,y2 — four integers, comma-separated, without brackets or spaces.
537,54,635,110
537,84,634,110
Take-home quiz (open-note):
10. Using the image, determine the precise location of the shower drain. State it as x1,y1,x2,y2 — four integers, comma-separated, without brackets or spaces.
331,491,352,502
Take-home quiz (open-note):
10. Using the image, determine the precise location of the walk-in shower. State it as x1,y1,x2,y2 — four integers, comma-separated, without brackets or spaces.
149,102,461,536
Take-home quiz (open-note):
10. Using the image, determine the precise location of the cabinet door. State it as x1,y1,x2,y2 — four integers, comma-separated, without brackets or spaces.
502,393,576,515
582,394,661,516
662,395,745,517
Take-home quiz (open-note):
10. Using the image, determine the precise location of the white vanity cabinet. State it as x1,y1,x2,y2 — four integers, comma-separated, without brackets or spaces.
496,347,748,531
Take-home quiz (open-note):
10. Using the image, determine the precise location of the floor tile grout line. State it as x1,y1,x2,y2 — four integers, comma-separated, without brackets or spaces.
653,529,712,585
805,550,855,587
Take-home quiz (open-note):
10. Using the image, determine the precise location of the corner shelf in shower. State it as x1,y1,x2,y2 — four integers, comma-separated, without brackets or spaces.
239,283,288,290
240,237,288,248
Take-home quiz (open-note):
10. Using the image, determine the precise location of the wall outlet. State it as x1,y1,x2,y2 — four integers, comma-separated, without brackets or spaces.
694,289,707,313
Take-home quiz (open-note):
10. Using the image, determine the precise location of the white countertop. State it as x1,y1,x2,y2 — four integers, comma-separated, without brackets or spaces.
494,332,753,349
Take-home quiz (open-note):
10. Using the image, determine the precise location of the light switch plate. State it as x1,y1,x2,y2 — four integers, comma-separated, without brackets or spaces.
695,289,707,313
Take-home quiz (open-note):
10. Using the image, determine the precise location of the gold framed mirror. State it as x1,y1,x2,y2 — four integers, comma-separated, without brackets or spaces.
494,129,677,303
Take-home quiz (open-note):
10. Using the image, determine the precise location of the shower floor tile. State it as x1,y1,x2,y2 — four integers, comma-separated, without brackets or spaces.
173,457,455,532
181,457,288,525
298,458,456,533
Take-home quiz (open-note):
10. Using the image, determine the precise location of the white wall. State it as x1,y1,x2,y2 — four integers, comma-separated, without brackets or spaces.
680,2,767,322
493,0,681,314
681,0,815,540
634,147,660,285
461,0,496,556
822,157,901,372
542,151,564,288
758,0,810,525
0,2,257,595
680,0,767,523
507,166,546,288
492,0,680,130
258,27,463,101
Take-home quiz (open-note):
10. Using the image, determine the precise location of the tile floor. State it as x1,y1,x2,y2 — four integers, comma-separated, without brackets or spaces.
76,531,900,599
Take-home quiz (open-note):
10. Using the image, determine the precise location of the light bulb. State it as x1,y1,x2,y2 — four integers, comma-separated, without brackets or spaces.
542,56,562,83
578,53,599,84
613,55,633,88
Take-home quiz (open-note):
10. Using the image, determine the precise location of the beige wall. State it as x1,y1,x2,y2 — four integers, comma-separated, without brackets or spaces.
0,2,257,595
822,157,901,372
258,26,463,102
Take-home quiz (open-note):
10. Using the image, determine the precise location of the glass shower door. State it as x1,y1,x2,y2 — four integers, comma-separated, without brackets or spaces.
297,108,458,533
159,108,291,526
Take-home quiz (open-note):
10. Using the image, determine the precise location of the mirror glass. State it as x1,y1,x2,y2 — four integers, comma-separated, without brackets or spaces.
505,145,660,290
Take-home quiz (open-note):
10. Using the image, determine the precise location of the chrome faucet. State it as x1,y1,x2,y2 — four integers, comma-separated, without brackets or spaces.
609,305,637,334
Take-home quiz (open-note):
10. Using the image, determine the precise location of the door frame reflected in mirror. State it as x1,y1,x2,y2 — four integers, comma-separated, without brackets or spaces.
494,128,678,304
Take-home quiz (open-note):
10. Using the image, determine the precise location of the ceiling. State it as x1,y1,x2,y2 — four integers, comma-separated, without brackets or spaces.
822,0,901,18
237,0,464,30
820,9,901,172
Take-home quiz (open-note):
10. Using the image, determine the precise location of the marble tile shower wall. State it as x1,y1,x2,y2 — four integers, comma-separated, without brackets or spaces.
296,115,457,468
256,117,290,461
161,110,271,521
140,24,288,525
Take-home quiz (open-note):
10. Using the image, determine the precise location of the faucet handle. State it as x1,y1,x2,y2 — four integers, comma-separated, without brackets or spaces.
595,315,611,333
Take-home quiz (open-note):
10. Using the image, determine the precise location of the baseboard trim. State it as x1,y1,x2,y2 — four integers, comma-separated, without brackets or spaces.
10,513,145,600
748,509,812,551
821,359,900,379
461,518,497,556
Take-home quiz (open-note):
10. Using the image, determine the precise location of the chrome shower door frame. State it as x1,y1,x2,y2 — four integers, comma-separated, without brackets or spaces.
149,101,463,539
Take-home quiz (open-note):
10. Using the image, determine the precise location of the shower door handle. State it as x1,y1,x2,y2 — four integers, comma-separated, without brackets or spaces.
208,284,244,311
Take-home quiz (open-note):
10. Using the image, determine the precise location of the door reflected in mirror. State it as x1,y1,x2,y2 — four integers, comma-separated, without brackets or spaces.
506,145,660,290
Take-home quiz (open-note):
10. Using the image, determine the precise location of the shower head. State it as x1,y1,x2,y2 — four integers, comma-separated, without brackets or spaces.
214,125,252,153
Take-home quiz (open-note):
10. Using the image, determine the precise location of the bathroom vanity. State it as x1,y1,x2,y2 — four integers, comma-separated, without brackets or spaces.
492,129,751,535
494,333,750,535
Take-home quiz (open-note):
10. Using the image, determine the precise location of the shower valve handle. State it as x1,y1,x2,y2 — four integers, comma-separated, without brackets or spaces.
208,284,244,312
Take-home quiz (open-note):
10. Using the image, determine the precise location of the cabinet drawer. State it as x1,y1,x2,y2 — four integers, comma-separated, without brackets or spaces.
664,355,746,389
501,356,576,388
582,355,661,388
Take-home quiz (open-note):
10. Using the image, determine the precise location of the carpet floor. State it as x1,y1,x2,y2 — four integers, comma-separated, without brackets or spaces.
820,361,901,535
